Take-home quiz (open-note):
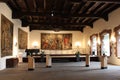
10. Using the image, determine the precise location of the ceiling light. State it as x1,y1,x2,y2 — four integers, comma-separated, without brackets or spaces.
51,13,54,16
51,11,54,16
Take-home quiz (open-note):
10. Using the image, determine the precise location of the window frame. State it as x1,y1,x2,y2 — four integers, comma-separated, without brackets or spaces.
99,29,112,56
90,34,98,56
114,25,120,57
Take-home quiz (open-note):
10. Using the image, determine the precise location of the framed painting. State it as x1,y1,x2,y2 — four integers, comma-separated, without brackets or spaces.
1,14,13,57
18,28,28,49
41,33,72,50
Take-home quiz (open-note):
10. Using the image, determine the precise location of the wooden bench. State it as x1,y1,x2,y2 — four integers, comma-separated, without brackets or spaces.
6,58,18,68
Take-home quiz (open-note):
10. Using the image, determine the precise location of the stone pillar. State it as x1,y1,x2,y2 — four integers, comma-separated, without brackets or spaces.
46,54,52,68
28,55,35,70
86,54,90,67
101,55,107,69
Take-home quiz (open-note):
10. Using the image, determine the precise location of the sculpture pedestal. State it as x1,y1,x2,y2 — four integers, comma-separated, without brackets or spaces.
86,54,90,67
46,54,52,68
28,56,35,70
18,54,23,63
101,55,107,69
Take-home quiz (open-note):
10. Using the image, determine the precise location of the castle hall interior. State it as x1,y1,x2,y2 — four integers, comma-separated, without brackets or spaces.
0,0,120,80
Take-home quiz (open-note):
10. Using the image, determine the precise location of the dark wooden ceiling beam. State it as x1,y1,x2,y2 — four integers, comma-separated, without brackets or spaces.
29,25,83,32
53,0,58,11
62,2,74,14
75,2,86,13
70,0,120,3
12,11,107,20
87,0,120,3
89,18,98,23
101,3,114,14
6,1,17,10
94,3,108,14
13,0,21,10
73,18,79,23
0,0,9,2
67,4,74,14
33,0,37,10
91,3,105,13
58,0,66,12
97,3,113,14
105,4,120,15
79,2,88,14
82,2,95,14
44,0,46,11
22,21,92,27
23,0,30,11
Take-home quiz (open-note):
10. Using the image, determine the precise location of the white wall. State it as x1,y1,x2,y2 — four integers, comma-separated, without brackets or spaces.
0,3,29,70
83,8,120,65
29,30,84,54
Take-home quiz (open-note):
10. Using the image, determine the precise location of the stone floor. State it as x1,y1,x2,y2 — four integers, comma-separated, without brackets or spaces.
0,61,120,80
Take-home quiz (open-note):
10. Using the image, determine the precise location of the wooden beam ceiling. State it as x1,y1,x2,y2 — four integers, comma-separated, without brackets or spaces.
70,0,120,3
12,11,108,20
87,0,120,3
22,20,92,27
0,0,119,32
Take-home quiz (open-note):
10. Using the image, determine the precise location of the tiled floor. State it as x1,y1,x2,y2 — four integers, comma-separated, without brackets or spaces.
0,61,120,80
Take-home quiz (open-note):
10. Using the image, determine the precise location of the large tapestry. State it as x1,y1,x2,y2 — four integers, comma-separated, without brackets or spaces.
18,28,28,49
41,33,72,50
1,14,13,57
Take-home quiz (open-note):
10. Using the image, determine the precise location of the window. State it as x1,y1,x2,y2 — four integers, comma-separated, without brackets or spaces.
116,31,120,57
90,34,98,56
101,34,110,56
100,29,111,56
114,25,120,57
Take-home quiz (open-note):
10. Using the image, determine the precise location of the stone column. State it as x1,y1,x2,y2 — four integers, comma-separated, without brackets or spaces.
46,54,52,68
86,54,90,67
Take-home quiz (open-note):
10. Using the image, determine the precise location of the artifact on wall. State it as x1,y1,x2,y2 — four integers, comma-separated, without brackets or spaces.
18,28,28,49
41,33,72,50
1,14,13,57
